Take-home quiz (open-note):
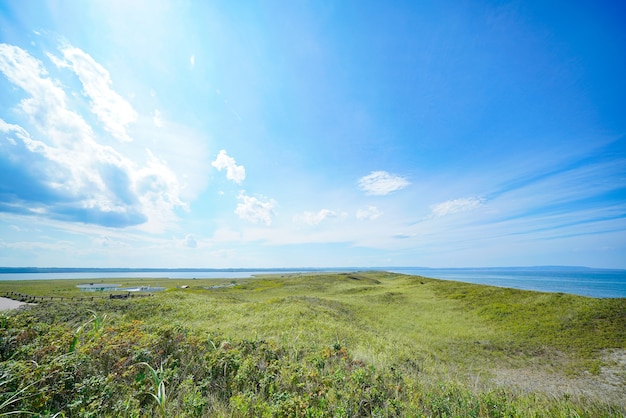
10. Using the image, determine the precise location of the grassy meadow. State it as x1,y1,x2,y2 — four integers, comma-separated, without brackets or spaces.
1,272,624,417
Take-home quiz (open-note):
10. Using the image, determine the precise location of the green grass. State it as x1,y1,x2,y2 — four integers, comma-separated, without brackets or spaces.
1,272,624,416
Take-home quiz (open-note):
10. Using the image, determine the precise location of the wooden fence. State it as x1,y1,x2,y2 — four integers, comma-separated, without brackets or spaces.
3,291,153,303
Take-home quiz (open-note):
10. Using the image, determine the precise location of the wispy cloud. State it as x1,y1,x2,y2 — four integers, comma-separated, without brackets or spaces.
190,54,195,68
211,150,246,184
153,109,163,127
431,197,484,217
235,191,276,225
0,238,75,252
92,235,130,248
358,171,410,195
183,234,197,248
49,45,137,142
294,209,343,225
356,205,382,221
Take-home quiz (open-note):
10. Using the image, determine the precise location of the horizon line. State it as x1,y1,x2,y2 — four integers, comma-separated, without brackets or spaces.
1,265,623,272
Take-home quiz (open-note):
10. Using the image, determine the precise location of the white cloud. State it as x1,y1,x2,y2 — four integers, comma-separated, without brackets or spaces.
211,150,246,184
0,43,92,147
51,45,138,142
358,171,410,195
356,206,382,221
153,109,163,127
190,54,195,68
431,197,484,217
235,191,276,225
0,43,186,231
294,209,340,225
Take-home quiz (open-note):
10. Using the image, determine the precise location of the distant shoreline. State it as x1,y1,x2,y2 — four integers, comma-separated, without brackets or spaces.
1,267,624,298
0,267,344,274
0,265,623,274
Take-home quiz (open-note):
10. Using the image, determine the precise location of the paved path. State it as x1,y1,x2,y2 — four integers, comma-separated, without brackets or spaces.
0,296,31,311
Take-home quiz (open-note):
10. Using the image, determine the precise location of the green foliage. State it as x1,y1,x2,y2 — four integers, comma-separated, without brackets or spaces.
0,369,41,416
69,310,108,354
433,281,626,358
135,362,167,417
0,272,624,416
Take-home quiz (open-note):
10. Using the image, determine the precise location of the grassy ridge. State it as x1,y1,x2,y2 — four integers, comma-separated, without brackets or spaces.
1,272,624,417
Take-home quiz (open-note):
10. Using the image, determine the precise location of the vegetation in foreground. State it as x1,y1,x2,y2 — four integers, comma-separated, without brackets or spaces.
0,272,624,417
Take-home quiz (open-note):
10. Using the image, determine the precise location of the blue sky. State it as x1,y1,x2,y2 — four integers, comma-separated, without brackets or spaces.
0,0,624,268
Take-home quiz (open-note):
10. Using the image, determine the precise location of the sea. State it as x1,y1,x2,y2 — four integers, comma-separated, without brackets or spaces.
0,267,624,299
388,267,626,299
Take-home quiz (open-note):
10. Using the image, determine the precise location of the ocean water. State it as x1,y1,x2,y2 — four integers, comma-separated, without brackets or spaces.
388,268,626,298
0,267,624,298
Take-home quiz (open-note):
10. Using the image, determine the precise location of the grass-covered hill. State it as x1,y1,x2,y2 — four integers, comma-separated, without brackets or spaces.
1,272,624,417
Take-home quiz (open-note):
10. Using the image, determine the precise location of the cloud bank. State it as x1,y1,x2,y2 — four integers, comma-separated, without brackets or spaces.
0,43,185,230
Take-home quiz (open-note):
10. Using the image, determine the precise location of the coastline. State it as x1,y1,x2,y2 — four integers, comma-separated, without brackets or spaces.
2,267,624,298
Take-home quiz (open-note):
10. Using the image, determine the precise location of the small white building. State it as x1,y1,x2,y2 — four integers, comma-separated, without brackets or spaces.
76,283,121,292
119,285,166,292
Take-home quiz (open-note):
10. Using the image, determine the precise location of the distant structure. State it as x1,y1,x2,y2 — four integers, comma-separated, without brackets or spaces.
76,283,166,293
76,283,122,292
119,285,166,292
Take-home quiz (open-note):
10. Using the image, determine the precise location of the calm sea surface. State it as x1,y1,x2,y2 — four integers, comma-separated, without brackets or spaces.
389,268,626,298
1,268,624,298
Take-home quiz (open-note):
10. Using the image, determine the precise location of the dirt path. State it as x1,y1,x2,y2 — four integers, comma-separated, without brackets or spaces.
0,296,32,311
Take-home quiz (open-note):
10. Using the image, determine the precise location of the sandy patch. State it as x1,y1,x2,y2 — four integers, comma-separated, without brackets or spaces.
0,296,33,311
492,349,626,410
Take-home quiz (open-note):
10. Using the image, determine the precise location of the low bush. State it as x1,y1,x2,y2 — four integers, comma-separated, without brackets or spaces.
1,273,624,417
